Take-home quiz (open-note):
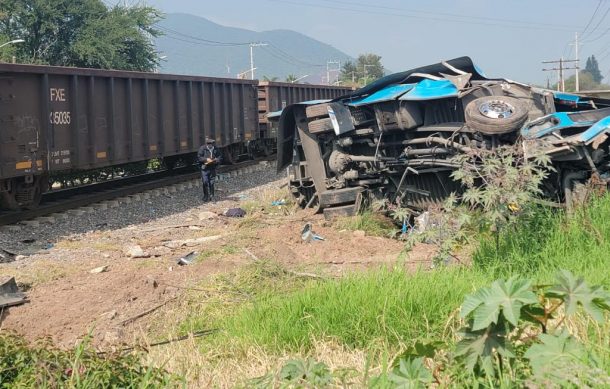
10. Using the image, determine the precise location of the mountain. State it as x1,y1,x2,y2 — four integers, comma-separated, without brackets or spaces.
154,13,353,83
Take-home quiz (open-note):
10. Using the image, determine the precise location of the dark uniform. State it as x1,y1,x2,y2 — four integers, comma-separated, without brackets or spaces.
197,138,222,202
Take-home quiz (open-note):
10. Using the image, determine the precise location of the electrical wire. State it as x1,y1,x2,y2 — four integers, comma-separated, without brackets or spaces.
581,0,604,37
581,4,610,39
268,0,579,32
155,25,251,46
324,0,582,30
265,43,326,67
582,25,610,43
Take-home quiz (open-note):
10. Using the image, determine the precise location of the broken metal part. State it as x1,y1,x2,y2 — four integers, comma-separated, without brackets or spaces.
0,277,28,308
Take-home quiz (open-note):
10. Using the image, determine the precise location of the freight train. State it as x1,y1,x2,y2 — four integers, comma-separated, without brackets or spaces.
0,63,351,210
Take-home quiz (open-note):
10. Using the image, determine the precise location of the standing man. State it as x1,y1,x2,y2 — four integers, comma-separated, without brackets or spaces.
197,138,222,202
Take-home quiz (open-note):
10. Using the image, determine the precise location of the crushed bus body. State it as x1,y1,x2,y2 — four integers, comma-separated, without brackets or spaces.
275,57,610,218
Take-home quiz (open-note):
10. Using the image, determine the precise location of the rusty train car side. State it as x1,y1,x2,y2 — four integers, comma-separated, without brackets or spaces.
0,64,352,210
257,81,351,141
0,63,259,209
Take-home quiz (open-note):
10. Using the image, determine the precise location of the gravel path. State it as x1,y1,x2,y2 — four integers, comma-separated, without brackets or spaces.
0,162,286,256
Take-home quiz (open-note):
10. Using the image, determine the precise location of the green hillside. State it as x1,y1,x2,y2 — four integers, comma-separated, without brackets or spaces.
155,13,353,83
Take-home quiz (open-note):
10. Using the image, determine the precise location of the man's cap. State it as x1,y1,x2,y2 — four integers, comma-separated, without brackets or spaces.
205,137,215,144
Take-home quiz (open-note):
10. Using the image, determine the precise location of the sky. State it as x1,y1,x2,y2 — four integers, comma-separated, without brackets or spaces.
135,0,610,86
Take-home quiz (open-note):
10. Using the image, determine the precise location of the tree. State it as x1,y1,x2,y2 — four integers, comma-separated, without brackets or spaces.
584,55,603,83
263,75,278,82
285,74,298,83
340,53,384,86
556,71,610,92
0,0,162,72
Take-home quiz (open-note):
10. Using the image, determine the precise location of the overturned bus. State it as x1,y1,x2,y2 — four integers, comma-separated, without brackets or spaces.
275,56,610,219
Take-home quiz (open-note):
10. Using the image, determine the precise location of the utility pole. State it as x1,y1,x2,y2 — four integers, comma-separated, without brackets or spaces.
326,60,340,85
249,42,268,80
569,32,581,92
542,58,578,92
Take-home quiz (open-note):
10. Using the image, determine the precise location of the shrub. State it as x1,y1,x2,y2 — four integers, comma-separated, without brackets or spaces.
0,332,180,388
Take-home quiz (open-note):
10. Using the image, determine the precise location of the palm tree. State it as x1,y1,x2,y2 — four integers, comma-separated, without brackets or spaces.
285,74,298,83
263,75,279,82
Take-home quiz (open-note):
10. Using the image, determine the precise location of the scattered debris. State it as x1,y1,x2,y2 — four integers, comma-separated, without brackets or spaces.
21,239,36,244
244,248,259,261
301,223,325,242
124,244,150,258
0,276,28,308
177,251,197,266
89,265,109,274
271,199,287,206
163,235,223,249
223,208,246,218
140,223,205,233
100,310,118,320
414,211,430,233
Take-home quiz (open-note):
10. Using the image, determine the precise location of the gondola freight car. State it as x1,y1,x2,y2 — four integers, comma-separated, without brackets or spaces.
0,63,352,210
0,63,259,210
257,81,352,147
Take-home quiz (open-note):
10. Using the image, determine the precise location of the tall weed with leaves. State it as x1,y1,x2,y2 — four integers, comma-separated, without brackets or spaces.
0,333,181,388
451,143,553,250
455,270,610,386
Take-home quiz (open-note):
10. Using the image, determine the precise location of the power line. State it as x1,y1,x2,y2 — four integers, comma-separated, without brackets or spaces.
581,0,604,37
268,0,579,32
154,24,327,69
582,4,610,39
155,25,250,46
582,25,610,43
265,43,326,68
261,46,312,69
324,0,582,30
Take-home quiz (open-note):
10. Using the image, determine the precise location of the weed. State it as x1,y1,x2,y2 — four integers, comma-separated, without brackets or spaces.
0,332,181,388
334,211,396,237
216,267,483,352
474,194,610,285
241,187,298,217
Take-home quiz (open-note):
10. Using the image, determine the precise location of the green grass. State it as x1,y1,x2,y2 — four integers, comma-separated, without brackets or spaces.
0,332,180,388
475,195,610,286
220,267,484,352
334,211,397,237
202,195,610,354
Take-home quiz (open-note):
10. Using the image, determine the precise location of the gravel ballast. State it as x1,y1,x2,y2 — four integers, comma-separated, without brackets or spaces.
0,162,286,255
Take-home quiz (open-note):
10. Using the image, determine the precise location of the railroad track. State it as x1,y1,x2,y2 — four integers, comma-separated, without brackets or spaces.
0,159,272,227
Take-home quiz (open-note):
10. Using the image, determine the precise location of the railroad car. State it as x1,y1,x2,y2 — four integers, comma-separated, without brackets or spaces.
0,63,351,210
257,81,353,149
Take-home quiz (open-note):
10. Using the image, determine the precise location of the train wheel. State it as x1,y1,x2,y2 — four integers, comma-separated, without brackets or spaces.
22,185,42,210
0,177,44,210
0,189,20,210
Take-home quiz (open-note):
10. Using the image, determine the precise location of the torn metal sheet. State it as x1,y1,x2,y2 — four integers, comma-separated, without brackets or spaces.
0,277,27,308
